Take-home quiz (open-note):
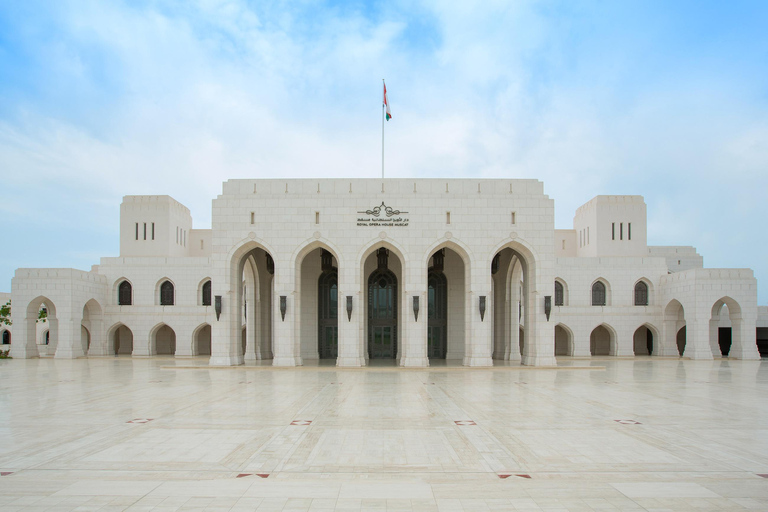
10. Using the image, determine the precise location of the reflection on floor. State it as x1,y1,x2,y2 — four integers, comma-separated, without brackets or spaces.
0,357,766,511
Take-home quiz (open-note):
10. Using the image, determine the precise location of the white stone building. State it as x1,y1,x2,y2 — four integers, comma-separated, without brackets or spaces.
5,179,766,365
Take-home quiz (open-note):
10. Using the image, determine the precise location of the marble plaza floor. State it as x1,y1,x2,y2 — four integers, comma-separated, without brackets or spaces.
1,357,767,511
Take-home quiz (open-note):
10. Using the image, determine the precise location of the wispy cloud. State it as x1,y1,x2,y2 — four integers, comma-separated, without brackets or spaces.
0,0,767,301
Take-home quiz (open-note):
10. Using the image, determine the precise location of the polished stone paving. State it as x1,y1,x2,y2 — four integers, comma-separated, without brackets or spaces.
1,356,767,511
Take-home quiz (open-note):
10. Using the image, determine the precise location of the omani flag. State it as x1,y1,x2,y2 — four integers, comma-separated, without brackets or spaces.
383,82,392,121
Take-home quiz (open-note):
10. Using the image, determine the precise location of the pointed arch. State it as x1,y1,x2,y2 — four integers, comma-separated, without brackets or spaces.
198,277,212,306
106,322,134,356
633,322,659,355
590,323,617,356
114,278,133,306
554,323,573,356
591,278,609,306
554,278,568,306
149,322,176,355
633,278,652,306
192,323,211,356
155,278,176,306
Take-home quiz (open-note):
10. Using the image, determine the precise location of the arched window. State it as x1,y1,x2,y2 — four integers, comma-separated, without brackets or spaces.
1,330,9,345
554,281,564,306
160,281,175,306
202,280,212,306
634,281,649,306
592,281,606,306
118,281,132,306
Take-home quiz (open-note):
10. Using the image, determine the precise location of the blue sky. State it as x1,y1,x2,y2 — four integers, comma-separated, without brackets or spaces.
1,0,767,303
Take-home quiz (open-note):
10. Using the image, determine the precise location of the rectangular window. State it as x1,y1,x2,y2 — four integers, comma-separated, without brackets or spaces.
562,240,566,250
315,212,320,225
143,223,147,240
446,211,451,225
511,212,516,225
612,223,615,240
200,240,204,250
250,212,255,224
151,223,155,240
183,230,186,247
620,223,623,240
628,223,632,240
587,226,590,245
176,227,179,244
135,223,139,240
579,230,582,248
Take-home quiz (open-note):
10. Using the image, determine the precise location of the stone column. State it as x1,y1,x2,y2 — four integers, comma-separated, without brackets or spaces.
9,313,40,359
401,288,428,367
54,305,85,359
614,324,635,357
244,286,258,361
272,265,299,366
682,314,713,360
730,315,760,360
337,265,364,366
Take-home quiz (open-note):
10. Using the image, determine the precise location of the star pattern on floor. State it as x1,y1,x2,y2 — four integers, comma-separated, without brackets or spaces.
290,420,312,426
454,420,476,426
127,418,154,424
614,419,642,425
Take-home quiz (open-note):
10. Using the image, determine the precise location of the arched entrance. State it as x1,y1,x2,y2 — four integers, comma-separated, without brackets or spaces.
427,264,447,359
423,243,469,363
491,242,543,365
710,297,750,358
633,325,655,355
194,324,211,356
554,324,572,356
109,323,133,355
294,243,341,363
590,324,615,356
227,243,275,364
368,250,398,359
663,299,686,357
318,254,338,359
1,329,9,345
20,297,56,358
152,324,176,355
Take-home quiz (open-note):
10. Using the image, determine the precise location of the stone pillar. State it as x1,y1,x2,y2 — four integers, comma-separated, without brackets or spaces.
505,298,521,361
659,318,680,356
521,290,556,366
244,286,258,361
708,318,721,357
730,315,760,360
54,306,85,359
337,266,363,366
87,316,107,356
272,267,300,366
683,314,713,360
569,325,590,357
401,288,428,367
614,324,635,357
131,324,151,357
10,314,40,359
464,288,493,367
174,323,194,357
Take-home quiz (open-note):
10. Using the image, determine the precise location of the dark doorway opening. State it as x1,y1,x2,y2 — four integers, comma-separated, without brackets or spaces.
368,267,397,359
318,264,338,359
718,327,732,356
427,268,447,359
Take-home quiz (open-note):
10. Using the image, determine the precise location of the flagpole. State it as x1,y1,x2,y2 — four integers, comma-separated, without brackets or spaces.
381,79,385,179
